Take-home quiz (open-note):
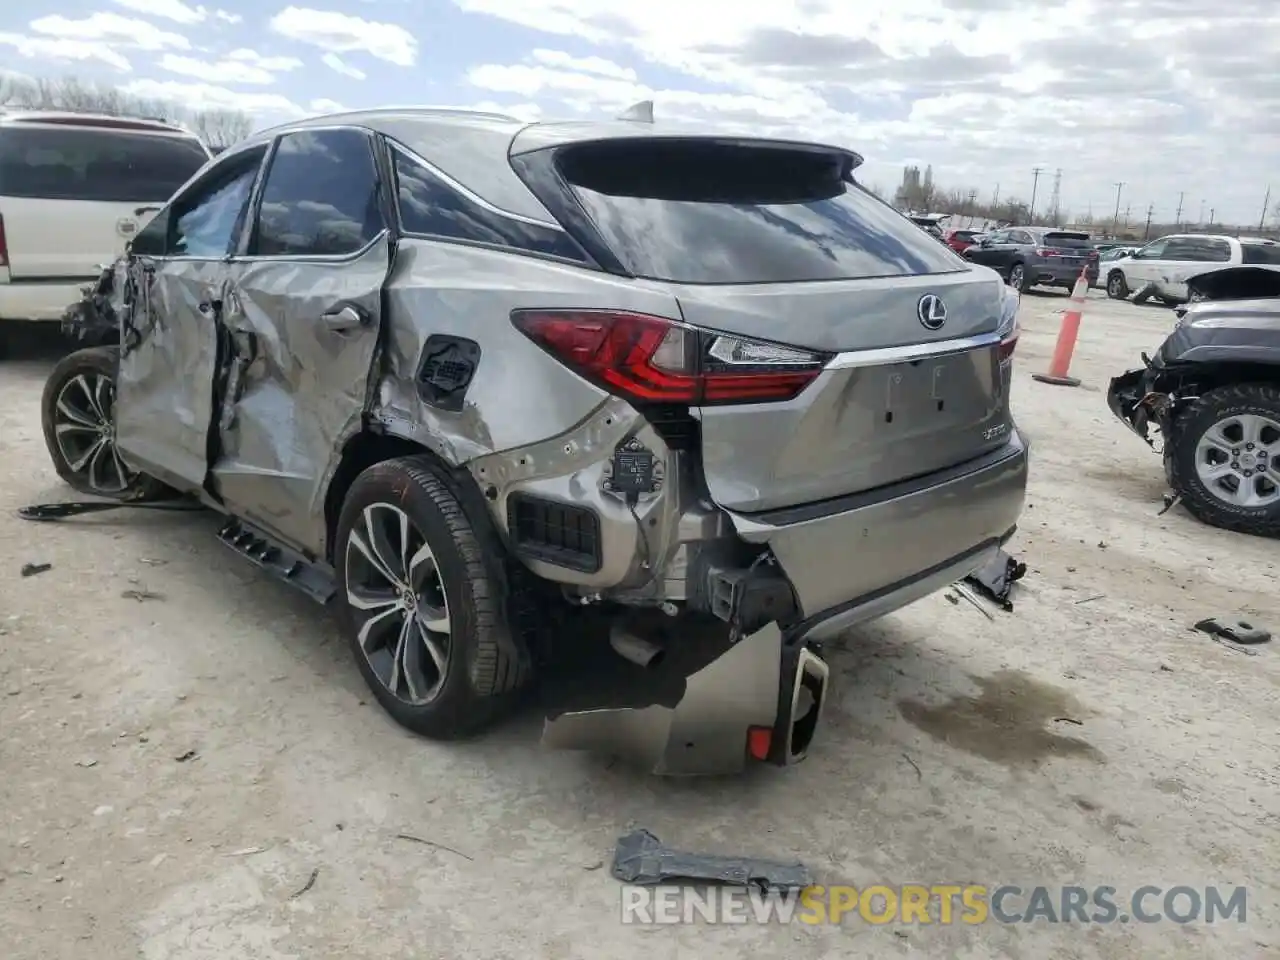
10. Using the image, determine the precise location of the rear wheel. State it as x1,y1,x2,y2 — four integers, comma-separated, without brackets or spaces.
40,346,166,500
334,456,532,739
1106,271,1129,299
1168,384,1280,537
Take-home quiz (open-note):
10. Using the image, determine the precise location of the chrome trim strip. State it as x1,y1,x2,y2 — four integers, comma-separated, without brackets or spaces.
826,329,1004,369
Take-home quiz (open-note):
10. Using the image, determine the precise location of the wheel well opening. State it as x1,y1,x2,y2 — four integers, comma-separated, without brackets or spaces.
323,432,439,563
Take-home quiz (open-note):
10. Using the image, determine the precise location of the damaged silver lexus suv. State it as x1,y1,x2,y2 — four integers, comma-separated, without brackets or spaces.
42,108,1028,775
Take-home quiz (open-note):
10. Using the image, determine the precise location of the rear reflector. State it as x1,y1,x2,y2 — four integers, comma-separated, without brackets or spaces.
747,726,772,761
999,318,1019,361
511,310,829,405
0,214,7,267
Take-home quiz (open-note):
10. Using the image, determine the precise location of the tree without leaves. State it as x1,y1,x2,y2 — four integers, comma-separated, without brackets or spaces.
0,74,252,148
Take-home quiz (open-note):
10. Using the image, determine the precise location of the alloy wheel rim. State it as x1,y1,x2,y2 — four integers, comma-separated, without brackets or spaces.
344,503,451,705
1009,266,1023,288
1108,276,1123,296
1194,413,1280,509
52,372,136,495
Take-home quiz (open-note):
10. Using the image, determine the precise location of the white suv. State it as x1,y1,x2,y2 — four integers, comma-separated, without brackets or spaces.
0,111,212,353
1103,233,1280,305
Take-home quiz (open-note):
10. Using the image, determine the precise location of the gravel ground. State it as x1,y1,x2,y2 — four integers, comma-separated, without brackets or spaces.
1,291,1277,960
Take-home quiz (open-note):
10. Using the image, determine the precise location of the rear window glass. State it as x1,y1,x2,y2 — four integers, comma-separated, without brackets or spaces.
0,125,208,203
1242,243,1280,265
555,140,963,284
1041,232,1092,248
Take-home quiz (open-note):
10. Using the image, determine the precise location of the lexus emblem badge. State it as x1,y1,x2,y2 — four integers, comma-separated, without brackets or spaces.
917,294,947,330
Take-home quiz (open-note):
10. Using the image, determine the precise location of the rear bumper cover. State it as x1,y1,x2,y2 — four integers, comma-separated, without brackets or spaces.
541,432,1029,775
0,279,96,323
1032,262,1097,285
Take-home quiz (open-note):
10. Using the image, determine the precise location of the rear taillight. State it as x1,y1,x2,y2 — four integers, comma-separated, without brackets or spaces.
0,214,8,267
510,310,829,405
999,318,1019,361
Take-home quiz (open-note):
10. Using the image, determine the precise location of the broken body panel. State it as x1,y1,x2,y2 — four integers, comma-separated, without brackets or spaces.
74,109,1030,775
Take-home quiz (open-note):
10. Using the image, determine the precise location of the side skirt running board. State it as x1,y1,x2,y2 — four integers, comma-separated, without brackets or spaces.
216,517,336,605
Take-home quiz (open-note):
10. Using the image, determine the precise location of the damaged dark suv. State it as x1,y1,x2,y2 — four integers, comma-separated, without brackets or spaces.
42,108,1028,775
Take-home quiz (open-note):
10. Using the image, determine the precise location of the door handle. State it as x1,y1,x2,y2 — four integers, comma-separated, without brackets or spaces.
322,304,369,333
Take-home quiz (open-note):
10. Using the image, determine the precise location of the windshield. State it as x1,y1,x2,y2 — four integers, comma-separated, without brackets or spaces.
1041,232,1092,249
556,139,964,284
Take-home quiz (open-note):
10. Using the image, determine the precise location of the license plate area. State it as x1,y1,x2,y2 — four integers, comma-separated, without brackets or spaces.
879,351,996,432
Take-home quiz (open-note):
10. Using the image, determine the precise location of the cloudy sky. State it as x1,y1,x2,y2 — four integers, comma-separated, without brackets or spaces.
1,0,1275,226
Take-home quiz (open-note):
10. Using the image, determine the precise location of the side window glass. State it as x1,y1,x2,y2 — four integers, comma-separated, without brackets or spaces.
1013,231,1033,245
1138,239,1167,259
1243,243,1280,265
1163,238,1196,261
1207,239,1231,262
251,129,384,257
166,147,265,258
392,147,588,262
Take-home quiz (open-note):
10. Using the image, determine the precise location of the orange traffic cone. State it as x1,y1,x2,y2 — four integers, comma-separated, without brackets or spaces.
1032,266,1089,387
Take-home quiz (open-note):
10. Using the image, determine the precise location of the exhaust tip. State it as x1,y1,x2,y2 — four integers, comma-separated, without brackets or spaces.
785,648,829,763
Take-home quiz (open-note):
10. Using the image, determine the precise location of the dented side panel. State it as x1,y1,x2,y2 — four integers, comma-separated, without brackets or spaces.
372,239,680,461
211,237,390,553
114,256,225,491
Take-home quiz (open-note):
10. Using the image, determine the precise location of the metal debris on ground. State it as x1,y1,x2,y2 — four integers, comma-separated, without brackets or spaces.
20,562,52,577
121,589,165,602
610,828,813,891
962,548,1027,612
289,867,319,899
952,582,994,621
1193,617,1272,646
16,499,202,522
174,750,198,763
1158,493,1182,517
395,833,473,861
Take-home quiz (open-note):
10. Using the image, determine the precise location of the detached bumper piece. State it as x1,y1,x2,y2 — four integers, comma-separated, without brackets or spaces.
1107,367,1163,445
611,828,813,891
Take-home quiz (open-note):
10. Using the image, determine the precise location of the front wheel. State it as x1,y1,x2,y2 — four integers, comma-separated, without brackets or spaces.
40,346,166,500
1106,271,1129,299
1008,263,1030,292
334,456,532,739
1168,384,1280,537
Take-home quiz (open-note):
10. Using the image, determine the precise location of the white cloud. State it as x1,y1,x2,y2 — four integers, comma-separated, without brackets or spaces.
530,48,636,81
158,53,278,85
111,0,208,24
450,0,1280,225
215,9,243,24
321,52,367,81
228,48,304,72
119,78,302,116
0,33,132,72
30,12,190,51
310,97,348,113
268,7,417,66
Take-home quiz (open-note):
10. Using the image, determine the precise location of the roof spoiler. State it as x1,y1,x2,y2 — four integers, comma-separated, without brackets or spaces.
617,100,654,123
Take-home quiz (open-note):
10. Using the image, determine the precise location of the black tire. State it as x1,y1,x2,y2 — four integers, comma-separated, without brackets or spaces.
1167,383,1280,537
1008,262,1031,292
334,455,533,739
1106,271,1129,299
40,345,167,501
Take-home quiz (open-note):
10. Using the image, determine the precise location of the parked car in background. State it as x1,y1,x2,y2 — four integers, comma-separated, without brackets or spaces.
943,228,981,254
962,226,1098,292
40,108,1028,775
907,213,948,241
1108,292,1280,537
0,110,212,356
1103,234,1280,306
1093,246,1138,286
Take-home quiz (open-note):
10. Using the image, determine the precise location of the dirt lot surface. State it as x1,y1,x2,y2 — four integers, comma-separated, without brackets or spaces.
2,292,1278,960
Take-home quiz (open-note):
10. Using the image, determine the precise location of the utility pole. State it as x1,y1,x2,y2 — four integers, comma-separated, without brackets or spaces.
1029,167,1044,222
1124,203,1131,228
1175,191,1184,229
1049,168,1062,224
1261,185,1272,231
1209,207,1215,226
1112,181,1125,232
992,183,1000,210
1144,203,1154,240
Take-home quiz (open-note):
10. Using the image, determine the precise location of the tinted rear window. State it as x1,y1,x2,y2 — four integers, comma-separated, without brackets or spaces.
1242,243,1280,265
556,140,963,284
1041,232,1092,248
0,126,208,202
